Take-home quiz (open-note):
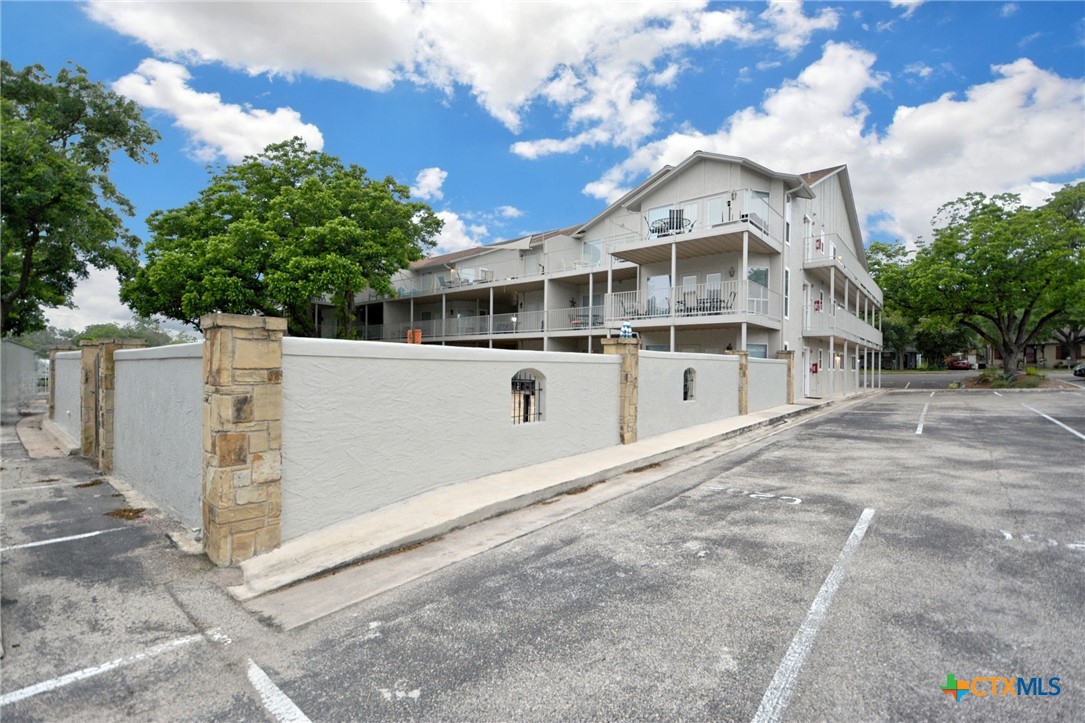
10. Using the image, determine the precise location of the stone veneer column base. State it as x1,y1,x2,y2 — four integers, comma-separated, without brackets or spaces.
200,313,287,566
601,337,640,444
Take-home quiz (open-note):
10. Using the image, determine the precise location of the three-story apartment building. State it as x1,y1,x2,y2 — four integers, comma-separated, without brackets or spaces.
318,152,884,401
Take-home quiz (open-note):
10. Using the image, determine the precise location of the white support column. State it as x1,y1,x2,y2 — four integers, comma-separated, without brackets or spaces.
489,287,494,349
588,272,594,353
670,242,677,352
542,278,549,351
440,295,446,345
606,252,613,339
829,336,836,397
410,297,415,343
843,340,849,396
741,322,748,351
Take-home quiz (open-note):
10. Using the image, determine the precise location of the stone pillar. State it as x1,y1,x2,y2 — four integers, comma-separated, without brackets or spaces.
601,337,639,444
776,349,795,405
80,341,99,458
201,313,286,566
80,338,147,466
726,350,749,415
48,345,75,421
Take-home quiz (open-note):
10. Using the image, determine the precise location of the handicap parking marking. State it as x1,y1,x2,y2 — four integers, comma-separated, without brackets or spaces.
704,485,801,505
995,529,1085,550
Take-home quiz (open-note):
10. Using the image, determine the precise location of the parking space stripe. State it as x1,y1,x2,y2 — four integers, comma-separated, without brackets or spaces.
0,633,204,706
915,403,930,435
751,508,877,723
247,659,311,722
0,527,131,553
1022,404,1085,442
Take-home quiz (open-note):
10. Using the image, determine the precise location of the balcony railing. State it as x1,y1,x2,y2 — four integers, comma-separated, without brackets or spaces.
547,305,604,332
396,309,549,339
803,305,883,347
605,280,782,323
387,250,611,298
804,233,883,306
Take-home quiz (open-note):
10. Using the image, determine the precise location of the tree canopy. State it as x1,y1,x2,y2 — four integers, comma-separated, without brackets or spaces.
1,60,160,336
886,185,1084,373
121,138,442,337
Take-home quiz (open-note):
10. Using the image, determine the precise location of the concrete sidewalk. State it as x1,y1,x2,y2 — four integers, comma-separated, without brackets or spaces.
232,395,867,601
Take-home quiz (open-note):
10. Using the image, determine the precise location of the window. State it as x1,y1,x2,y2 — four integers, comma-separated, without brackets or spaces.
748,267,769,316
783,267,791,319
785,197,792,245
646,274,671,316
683,368,696,401
511,370,544,424
748,344,768,359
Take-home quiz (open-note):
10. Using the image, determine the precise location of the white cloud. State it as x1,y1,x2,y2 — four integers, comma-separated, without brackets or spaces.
904,62,933,79
760,0,839,55
1000,3,1020,18
890,1,925,18
85,1,836,163
584,43,1084,247
410,167,447,201
44,268,133,331
432,211,488,255
496,205,523,219
113,59,323,163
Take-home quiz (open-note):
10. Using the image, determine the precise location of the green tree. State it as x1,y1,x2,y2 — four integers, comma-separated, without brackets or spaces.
71,317,194,347
1,60,160,336
865,241,916,368
905,187,1084,375
122,139,442,337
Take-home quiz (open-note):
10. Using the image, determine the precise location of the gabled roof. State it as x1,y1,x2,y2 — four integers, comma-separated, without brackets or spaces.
574,151,815,236
410,224,580,270
801,164,869,270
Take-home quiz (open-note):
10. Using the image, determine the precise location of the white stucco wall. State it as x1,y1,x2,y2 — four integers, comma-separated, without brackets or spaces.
52,351,81,443
281,339,620,542
1,340,37,416
638,351,740,439
748,357,788,412
113,343,204,530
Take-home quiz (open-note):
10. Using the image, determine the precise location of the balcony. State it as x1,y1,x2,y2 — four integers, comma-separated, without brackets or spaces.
803,305,882,348
803,234,883,306
605,280,782,328
607,189,785,266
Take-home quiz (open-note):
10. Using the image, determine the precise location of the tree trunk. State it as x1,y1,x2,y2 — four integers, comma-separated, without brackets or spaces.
1000,346,1020,378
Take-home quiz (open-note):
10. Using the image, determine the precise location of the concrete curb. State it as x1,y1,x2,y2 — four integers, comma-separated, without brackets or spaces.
230,394,876,601
40,417,79,455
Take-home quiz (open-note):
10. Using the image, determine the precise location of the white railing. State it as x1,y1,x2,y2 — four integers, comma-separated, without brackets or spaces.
547,305,605,332
803,305,883,347
632,188,783,244
605,280,782,323
804,233,883,306
398,309,549,339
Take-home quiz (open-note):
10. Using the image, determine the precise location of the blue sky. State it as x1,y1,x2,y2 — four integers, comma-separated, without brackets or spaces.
2,1,1082,331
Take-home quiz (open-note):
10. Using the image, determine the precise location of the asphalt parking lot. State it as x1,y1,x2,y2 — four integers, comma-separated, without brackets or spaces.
1,389,1083,721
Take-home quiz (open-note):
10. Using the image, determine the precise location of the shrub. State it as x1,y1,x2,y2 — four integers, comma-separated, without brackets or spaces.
1015,376,1042,389
978,368,1000,384
991,378,1011,389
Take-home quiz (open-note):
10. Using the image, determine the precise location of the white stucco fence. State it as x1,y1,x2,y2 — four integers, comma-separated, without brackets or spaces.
52,351,82,443
281,338,621,542
113,343,204,530
748,357,788,412
638,351,740,439
1,339,37,416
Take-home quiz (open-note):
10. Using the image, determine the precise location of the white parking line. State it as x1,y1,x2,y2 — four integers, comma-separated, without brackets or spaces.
0,527,131,553
904,381,910,389
1022,404,1085,442
915,403,930,435
751,508,877,723
993,391,1003,397
0,633,205,706
248,659,311,722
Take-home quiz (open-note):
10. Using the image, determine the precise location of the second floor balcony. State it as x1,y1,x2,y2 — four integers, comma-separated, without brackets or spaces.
604,280,782,328
802,304,882,348
803,233,883,307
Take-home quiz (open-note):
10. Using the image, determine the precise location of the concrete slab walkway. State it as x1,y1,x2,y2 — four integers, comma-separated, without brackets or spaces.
232,397,861,602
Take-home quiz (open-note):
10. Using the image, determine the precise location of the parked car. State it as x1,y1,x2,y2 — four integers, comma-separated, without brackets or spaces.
1074,363,1085,377
949,359,971,370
